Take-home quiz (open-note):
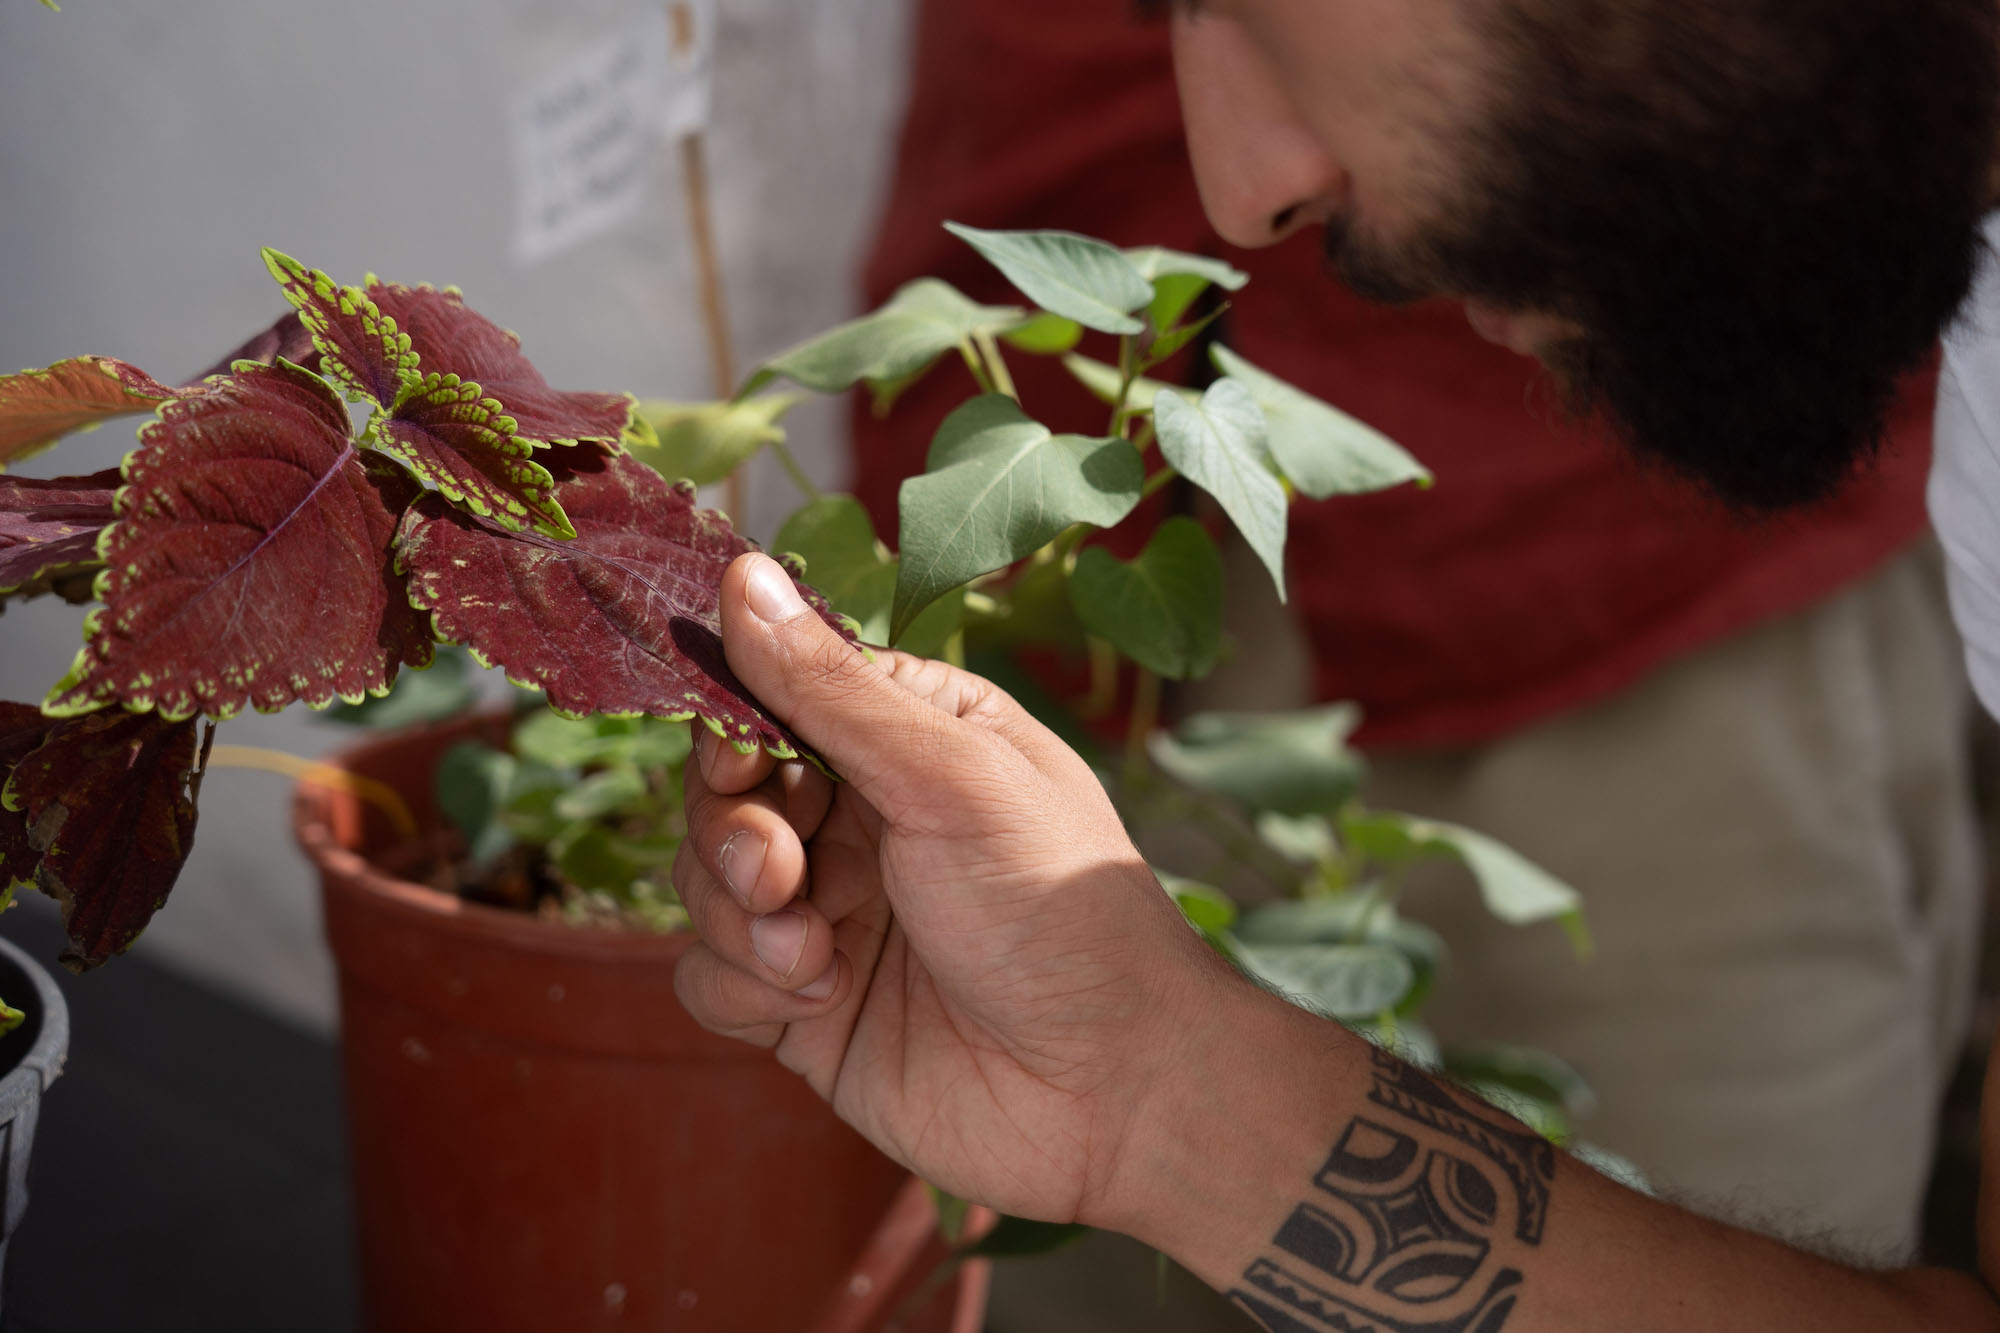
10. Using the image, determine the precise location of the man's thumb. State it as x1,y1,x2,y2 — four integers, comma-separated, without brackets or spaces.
717,553,949,804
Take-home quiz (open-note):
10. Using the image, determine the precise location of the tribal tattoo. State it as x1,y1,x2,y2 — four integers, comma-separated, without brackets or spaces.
1227,1047,1556,1333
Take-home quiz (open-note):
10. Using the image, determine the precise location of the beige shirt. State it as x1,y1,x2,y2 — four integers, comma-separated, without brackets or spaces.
1930,217,2000,719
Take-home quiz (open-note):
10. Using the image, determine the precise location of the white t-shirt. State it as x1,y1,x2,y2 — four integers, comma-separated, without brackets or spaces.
1930,216,2000,719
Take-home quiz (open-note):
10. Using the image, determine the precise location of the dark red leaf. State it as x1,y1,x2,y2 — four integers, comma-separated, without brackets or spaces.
264,252,594,537
397,451,853,759
2,710,211,970
0,468,120,608
0,356,179,467
367,281,633,447
44,361,427,720
358,457,440,673
364,373,572,538
184,311,322,386
0,703,55,892
263,249,415,408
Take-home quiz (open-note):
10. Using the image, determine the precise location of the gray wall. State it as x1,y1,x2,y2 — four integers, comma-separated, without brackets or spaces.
0,0,912,1030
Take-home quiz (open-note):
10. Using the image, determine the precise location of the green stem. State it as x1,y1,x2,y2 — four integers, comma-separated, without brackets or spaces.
1051,521,1093,563
1082,636,1120,719
1109,335,1138,436
1345,871,1402,944
766,437,822,502
973,329,1018,401
958,340,997,395
1139,466,1180,502
1124,668,1162,790
1126,785,1308,897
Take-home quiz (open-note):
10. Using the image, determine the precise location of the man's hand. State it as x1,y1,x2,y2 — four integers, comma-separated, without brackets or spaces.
672,553,1233,1225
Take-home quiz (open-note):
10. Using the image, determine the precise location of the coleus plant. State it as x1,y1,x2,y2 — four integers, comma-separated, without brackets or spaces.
0,248,858,1021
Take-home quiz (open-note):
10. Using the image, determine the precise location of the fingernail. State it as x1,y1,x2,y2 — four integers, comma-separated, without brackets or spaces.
750,910,808,980
798,960,838,1002
718,830,766,909
745,556,807,623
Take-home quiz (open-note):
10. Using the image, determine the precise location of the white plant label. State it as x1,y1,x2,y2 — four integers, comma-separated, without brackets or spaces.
661,0,718,140
510,8,673,265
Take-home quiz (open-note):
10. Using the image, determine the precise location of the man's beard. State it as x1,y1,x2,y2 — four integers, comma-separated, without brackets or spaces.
1325,0,2000,513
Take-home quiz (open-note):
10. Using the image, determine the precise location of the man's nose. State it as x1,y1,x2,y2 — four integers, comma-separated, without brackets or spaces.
1171,13,1348,250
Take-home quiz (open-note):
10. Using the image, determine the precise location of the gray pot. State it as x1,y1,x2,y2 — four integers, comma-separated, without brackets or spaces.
0,933,68,1313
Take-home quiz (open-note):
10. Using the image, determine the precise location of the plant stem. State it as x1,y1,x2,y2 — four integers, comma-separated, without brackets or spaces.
1139,466,1180,502
1346,871,1402,944
958,340,997,395
207,744,418,840
973,329,1018,401
766,436,822,502
1124,668,1162,789
1109,335,1138,436
1081,636,1120,719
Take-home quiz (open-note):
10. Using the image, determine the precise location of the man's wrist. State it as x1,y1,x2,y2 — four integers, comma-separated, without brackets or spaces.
1082,959,1375,1288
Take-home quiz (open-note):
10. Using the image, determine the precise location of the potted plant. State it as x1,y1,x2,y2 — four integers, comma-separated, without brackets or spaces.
0,225,1621,1329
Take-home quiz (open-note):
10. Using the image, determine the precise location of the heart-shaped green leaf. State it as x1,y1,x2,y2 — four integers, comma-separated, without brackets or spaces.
999,312,1084,356
1061,354,1170,414
775,494,963,656
1153,380,1288,599
945,224,1154,336
631,394,799,488
1254,812,1339,866
1233,940,1416,1019
1122,247,1249,291
1124,247,1248,334
1156,869,1238,937
511,711,692,772
1069,517,1223,680
745,278,1024,396
1150,703,1365,816
1235,892,1445,1018
1371,812,1586,934
892,396,1143,642
1211,345,1431,499
1443,1043,1596,1120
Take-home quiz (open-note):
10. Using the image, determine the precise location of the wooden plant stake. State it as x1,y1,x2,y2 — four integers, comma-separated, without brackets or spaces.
669,2,746,523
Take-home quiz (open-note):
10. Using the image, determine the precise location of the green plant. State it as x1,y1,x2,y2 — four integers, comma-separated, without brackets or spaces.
368,224,1625,1188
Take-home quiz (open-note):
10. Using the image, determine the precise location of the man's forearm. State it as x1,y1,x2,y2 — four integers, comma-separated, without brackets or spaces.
1093,980,2000,1332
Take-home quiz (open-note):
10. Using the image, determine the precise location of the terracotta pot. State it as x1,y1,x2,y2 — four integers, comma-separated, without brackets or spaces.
294,715,990,1333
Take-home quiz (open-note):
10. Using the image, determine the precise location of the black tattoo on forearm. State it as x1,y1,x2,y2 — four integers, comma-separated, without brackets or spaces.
1227,1047,1555,1333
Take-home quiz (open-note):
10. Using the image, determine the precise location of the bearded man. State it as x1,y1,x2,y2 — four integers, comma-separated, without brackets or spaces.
673,2,2000,1328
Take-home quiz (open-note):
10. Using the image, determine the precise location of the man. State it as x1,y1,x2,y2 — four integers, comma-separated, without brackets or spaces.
673,1,2000,1327
849,0,1975,1262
